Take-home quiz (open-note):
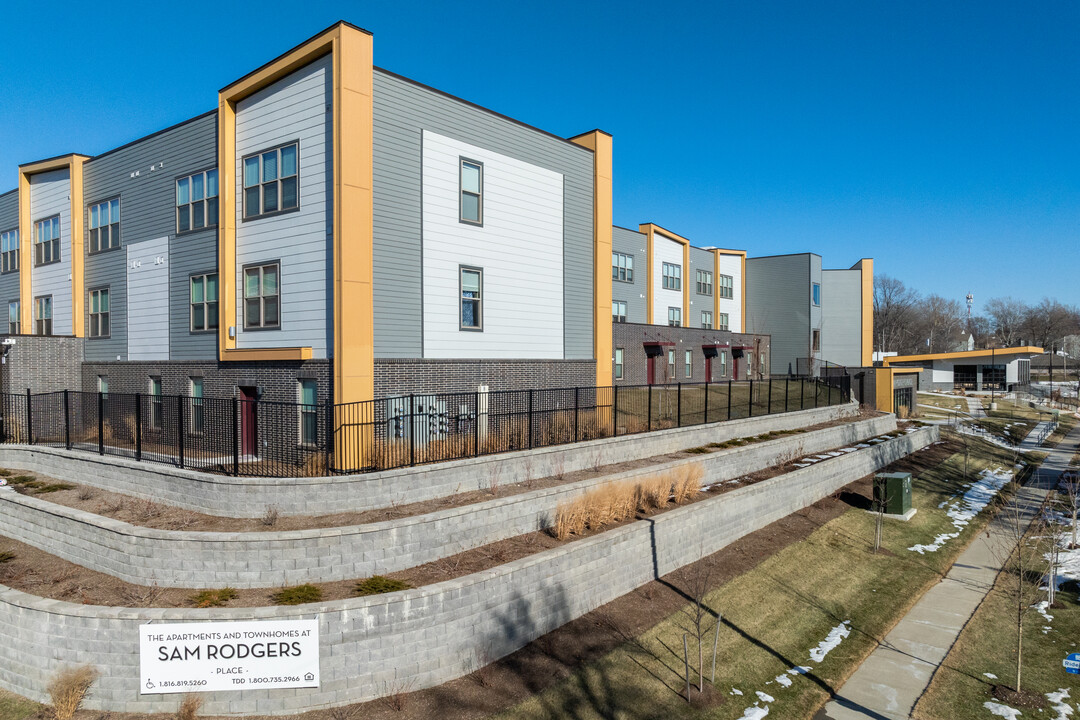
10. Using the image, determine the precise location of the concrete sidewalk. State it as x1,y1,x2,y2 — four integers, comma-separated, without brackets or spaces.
816,424,1080,720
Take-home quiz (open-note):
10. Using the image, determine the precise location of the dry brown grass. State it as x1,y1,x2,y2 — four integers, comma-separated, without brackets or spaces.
176,694,203,720
301,451,329,477
47,665,98,720
672,464,704,503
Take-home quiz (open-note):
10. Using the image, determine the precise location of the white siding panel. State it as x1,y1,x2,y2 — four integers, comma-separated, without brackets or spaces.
651,233,683,323
29,169,72,335
126,237,170,360
234,54,331,358
716,253,742,332
422,131,564,359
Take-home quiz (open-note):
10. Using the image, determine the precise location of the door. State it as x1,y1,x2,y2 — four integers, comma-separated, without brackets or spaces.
704,356,712,382
647,356,656,385
239,386,258,457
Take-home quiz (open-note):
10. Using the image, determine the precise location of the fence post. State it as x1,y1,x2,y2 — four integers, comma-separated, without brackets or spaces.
26,388,33,445
573,386,580,442
767,378,773,415
409,394,416,467
232,396,240,476
727,380,732,421
815,378,820,408
177,395,185,469
134,393,142,462
677,383,682,427
527,389,533,449
784,377,789,413
612,384,619,437
324,401,334,474
647,384,653,432
703,381,709,424
801,377,805,410
63,390,71,450
473,391,479,457
748,380,753,417
97,391,104,455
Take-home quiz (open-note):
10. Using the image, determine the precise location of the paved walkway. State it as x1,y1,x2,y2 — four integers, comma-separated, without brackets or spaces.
816,424,1080,720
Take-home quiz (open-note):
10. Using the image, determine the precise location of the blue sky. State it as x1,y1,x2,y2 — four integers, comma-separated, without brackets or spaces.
1,0,1076,310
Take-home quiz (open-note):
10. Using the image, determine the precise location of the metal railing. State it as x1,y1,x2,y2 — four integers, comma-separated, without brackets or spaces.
0,375,849,477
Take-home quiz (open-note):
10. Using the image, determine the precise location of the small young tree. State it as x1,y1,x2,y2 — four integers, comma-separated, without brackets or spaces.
1058,471,1080,550
676,560,722,699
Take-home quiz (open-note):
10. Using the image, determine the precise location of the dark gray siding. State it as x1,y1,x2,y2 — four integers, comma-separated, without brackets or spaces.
81,112,217,362
689,246,714,328
611,226,646,324
372,69,595,360
821,268,862,367
0,191,18,322
746,254,810,375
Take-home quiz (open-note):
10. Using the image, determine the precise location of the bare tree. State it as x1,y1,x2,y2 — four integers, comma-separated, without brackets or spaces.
677,562,721,698
914,295,966,353
1057,471,1080,550
874,275,920,353
985,297,1029,348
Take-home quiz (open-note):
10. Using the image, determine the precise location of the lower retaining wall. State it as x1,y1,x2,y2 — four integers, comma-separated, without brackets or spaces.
0,425,937,715
0,402,857,518
0,414,897,588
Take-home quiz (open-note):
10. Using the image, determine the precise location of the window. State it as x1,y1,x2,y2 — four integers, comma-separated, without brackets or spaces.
668,349,676,380
685,350,693,378
718,274,734,299
460,159,483,224
243,142,298,219
460,266,482,330
612,252,634,282
190,378,204,435
97,375,108,396
662,262,681,290
667,306,681,327
812,329,821,353
614,348,624,380
761,352,767,374
718,313,730,331
243,263,280,329
88,198,120,253
190,273,219,332
34,296,52,335
149,376,162,430
88,288,110,338
1,229,17,273
812,282,821,306
696,269,712,296
177,169,219,232
34,216,60,266
720,350,728,377
612,300,627,324
299,379,317,446
701,311,713,330
7,301,18,335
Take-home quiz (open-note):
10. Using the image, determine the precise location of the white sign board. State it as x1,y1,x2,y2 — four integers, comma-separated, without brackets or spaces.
140,619,319,694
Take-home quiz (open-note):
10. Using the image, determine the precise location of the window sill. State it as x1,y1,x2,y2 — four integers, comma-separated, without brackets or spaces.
35,260,61,268
175,224,218,238
241,206,300,223
88,245,122,256
242,324,281,332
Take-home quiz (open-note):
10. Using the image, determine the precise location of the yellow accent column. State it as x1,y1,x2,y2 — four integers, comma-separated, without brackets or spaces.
740,254,746,333
858,258,873,366
644,227,654,324
217,99,237,354
333,25,375,406
875,367,894,413
68,157,86,337
17,173,31,333
681,242,690,327
569,130,613,388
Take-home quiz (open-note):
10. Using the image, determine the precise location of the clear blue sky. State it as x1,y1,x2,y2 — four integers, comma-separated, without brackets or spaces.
1,0,1076,311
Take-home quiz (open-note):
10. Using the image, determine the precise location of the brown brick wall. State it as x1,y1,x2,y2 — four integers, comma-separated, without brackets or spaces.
612,323,770,386
374,359,596,397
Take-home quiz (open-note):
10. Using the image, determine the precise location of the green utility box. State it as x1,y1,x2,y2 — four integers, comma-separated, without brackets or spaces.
874,472,912,515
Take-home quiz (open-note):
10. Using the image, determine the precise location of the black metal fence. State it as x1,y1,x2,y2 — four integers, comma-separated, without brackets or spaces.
0,375,850,477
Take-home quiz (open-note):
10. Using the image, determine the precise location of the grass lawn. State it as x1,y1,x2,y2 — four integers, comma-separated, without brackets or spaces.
916,393,969,421
493,434,1029,720
978,398,1057,445
0,689,39,720
914,539,1080,718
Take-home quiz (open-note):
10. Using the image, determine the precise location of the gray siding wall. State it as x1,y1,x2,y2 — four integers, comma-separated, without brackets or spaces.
611,226,646,324
81,111,217,362
234,54,332,358
746,254,810,375
689,246,714,328
29,169,72,336
372,69,595,360
821,268,862,367
0,191,19,325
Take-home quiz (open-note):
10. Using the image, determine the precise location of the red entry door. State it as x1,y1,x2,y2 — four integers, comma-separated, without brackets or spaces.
239,386,258,457
705,356,712,382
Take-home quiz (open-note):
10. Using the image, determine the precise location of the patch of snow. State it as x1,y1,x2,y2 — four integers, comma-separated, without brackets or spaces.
984,672,998,679
983,701,1022,719
740,706,768,720
1046,688,1072,720
810,621,851,663
773,674,793,687
856,443,870,448
731,688,743,696
793,463,810,468
839,447,857,453
909,467,1014,554
756,691,775,703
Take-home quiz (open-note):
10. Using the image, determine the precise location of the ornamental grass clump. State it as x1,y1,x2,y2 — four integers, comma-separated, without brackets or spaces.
354,575,411,596
47,665,99,720
271,584,322,605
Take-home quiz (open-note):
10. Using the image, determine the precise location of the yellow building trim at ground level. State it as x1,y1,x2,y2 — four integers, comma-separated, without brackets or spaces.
220,347,313,361
875,367,894,413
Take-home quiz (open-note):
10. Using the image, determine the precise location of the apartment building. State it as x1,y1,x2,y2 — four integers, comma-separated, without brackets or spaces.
0,22,613,408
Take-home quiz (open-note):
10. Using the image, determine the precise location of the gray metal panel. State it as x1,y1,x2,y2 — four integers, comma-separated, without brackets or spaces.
372,69,595,360
688,246,714,327
0,192,19,321
745,254,810,374
820,269,862,367
82,112,217,362
611,226,646,324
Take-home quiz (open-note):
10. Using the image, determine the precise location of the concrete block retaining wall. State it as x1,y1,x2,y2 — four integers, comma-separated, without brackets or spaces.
0,426,937,715
0,403,856,518
0,415,896,588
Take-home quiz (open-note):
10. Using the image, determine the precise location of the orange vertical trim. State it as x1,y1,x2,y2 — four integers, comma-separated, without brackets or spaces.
681,242,689,327
217,98,236,354
68,157,86,337
17,173,30,333
859,258,873,366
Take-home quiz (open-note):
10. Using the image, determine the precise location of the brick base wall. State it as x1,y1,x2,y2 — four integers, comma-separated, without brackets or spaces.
612,323,768,385
1,336,84,396
374,358,596,397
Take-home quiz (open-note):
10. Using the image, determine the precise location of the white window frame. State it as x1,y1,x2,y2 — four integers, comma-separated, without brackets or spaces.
176,169,219,233
1,229,18,274
243,141,299,219
460,265,483,330
685,349,693,378
720,350,728,377
149,376,163,430
298,379,318,447
662,262,682,291
87,197,120,254
459,158,483,225
812,282,821,306
614,347,624,380
190,377,204,436
668,349,676,380
612,252,634,282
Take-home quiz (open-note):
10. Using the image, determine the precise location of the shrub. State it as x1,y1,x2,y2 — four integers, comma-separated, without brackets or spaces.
354,576,410,596
261,505,280,527
34,483,75,494
47,665,99,720
272,584,322,605
0,551,14,563
189,588,238,608
177,694,203,720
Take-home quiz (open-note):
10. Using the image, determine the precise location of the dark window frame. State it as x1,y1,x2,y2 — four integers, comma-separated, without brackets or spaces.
176,168,220,234
34,294,53,336
0,228,18,274
718,274,734,299
614,347,624,380
34,215,61,267
7,299,19,335
696,269,713,296
242,262,281,330
87,196,121,254
612,252,634,283
662,262,682,291
242,140,300,221
459,157,484,226
88,286,111,339
459,265,483,331
612,299,627,324
667,306,681,327
189,271,220,333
